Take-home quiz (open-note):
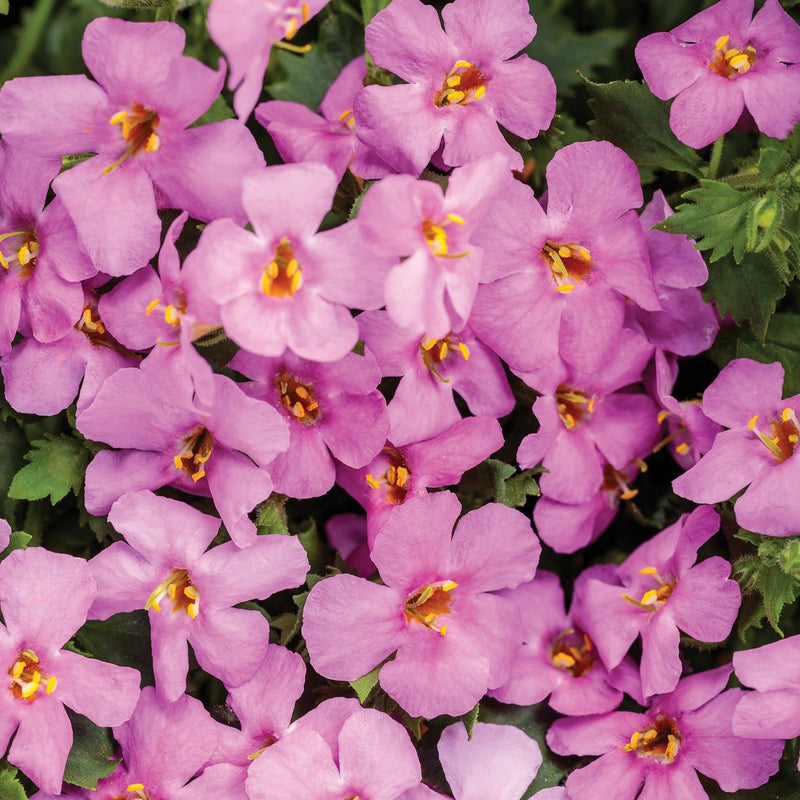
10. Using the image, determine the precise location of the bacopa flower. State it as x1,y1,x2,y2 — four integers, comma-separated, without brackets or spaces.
354,0,556,174
0,548,140,795
635,0,800,148
672,358,800,536
303,491,540,718
547,666,783,800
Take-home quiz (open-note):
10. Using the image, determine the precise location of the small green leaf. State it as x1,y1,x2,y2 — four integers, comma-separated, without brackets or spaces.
730,313,800,396
350,664,382,703
76,611,153,686
63,709,120,790
461,702,479,740
191,94,235,127
0,0,9,14
2,531,31,556
294,518,329,576
779,540,800,581
8,434,90,505
584,78,704,177
256,494,290,536
661,180,758,262
0,768,26,800
361,0,391,26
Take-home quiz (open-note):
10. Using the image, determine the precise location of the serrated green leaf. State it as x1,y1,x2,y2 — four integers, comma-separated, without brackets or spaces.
661,180,758,261
732,313,800,396
529,6,626,93
2,531,31,555
8,434,90,505
350,663,382,703
779,540,800,580
63,709,119,790
702,251,786,342
461,702,479,740
584,78,704,177
256,494,290,536
0,768,26,800
497,469,541,508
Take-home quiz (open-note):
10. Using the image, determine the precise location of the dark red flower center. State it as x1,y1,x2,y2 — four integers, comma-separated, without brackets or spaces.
748,408,800,463
623,714,681,764
262,237,303,297
8,648,55,702
174,426,214,483
276,371,320,425
145,567,200,619
435,60,487,107
555,385,596,429
404,580,458,635
542,242,593,294
419,332,470,382
366,445,411,504
0,229,38,278
708,34,756,78
550,628,598,677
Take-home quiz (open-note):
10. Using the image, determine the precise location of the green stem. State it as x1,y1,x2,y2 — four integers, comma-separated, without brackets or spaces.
707,135,725,180
0,0,58,84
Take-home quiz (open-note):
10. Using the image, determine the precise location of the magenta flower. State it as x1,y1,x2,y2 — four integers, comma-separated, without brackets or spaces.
354,0,555,173
0,519,9,551
732,634,800,763
246,700,422,800
230,347,389,499
256,57,395,180
470,141,659,375
635,0,800,148
78,349,289,545
436,722,542,800
185,163,388,361
0,548,140,795
573,506,740,698
208,0,327,121
303,491,540,718
672,358,800,536
492,571,642,716
88,491,309,701
547,666,783,800
0,17,264,276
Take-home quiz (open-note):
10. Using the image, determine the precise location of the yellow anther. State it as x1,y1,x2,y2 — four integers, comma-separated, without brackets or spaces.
366,473,380,489
145,133,159,152
666,734,679,760
11,661,24,678
293,401,305,419
286,259,298,277
285,17,298,39
46,676,57,695
301,1,309,21
290,270,303,293
729,53,749,69
0,252,8,270
422,337,436,351
563,413,575,429
184,585,197,599
558,246,572,258
22,671,41,698
641,589,659,605
676,442,690,454
473,85,486,99
446,212,466,225
173,455,184,470
295,386,310,400
587,397,596,413
642,729,658,743
454,59,472,68
748,415,759,430
168,584,177,599
578,247,591,260
782,407,793,422
442,580,458,591
446,75,462,87
267,260,279,279
423,613,436,622
457,342,470,360
446,90,466,103
127,784,145,793
439,624,447,636
439,341,448,360
150,600,161,612
22,650,38,663
109,110,128,125
715,34,730,51
657,410,669,424
187,603,198,619
338,108,354,122
556,284,575,294
395,465,409,487
640,567,658,575
191,469,205,482
145,298,160,315
620,488,639,500
164,305,180,326
553,652,576,668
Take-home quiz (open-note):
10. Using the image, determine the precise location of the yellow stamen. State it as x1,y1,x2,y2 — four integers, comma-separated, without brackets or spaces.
446,90,465,103
127,784,145,793
446,75,462,87
715,34,730,50
446,213,466,225
22,649,38,663
473,85,486,100
145,298,160,315
439,625,447,636
11,661,24,678
657,410,669,424
366,473,380,489
620,488,639,500
191,469,205,482
676,442,690,454
109,110,128,125
556,284,575,293
454,59,471,68
46,676,57,694
639,567,658,575
457,342,470,360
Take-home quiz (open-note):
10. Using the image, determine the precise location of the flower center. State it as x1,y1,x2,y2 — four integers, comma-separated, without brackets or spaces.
174,426,213,483
420,333,470,382
622,566,677,611
434,60,487,107
145,290,187,329
121,783,151,800
337,108,356,132
276,1,310,41
261,237,303,297
550,628,597,677
0,229,38,277
145,568,200,619
556,385,596,429
708,34,756,78
103,102,160,174
8,648,56,702
747,408,800,463
601,463,640,500
276,370,320,425
623,714,681,764
421,214,469,259
247,732,279,761
404,580,458,635
365,445,411,504
541,242,592,294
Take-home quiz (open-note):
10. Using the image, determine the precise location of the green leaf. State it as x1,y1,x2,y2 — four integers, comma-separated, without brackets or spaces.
461,702,479,740
361,0,391,26
294,517,329,576
780,540,800,580
0,415,27,524
256,494,290,536
529,6,626,93
730,313,800,396
702,251,787,342
191,94,235,127
63,709,119,790
0,1,9,15
350,664,382,703
2,531,31,556
76,611,153,686
661,179,759,261
584,79,704,177
269,12,364,110
8,434,90,505
0,768,26,800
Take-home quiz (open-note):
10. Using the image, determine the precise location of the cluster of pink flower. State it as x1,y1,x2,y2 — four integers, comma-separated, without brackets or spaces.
1,0,800,797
